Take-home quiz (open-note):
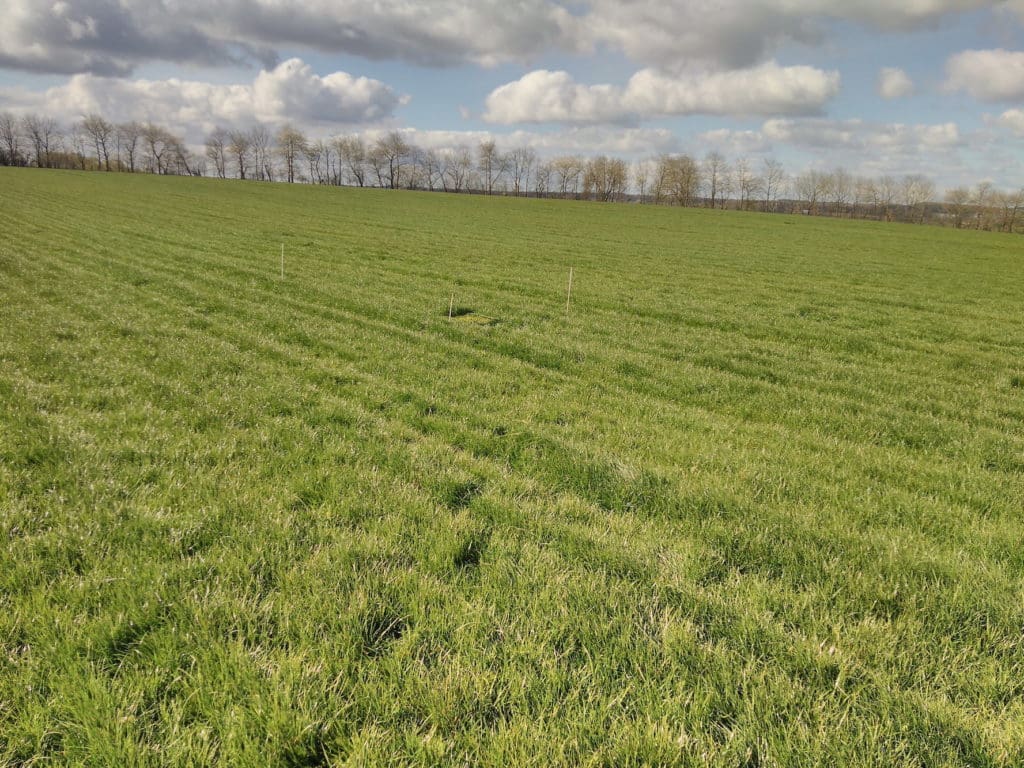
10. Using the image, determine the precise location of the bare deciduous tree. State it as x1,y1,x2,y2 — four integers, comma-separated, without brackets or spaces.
508,146,536,197
944,187,971,229
443,145,474,193
583,156,628,202
971,181,995,230
827,168,853,217
367,145,388,188
794,170,828,215
703,151,727,208
250,124,273,181
875,176,899,222
997,188,1024,233
735,157,764,211
275,124,307,183
205,127,229,179
421,149,443,191
655,154,701,206
553,156,584,199
900,174,935,224
81,113,113,170
534,161,553,198
404,146,426,189
477,139,506,195
22,114,61,168
633,160,652,204
304,139,329,184
227,129,252,180
0,112,22,166
762,158,785,213
68,122,89,170
373,131,411,189
142,122,173,174
854,176,875,218
335,136,368,187
166,135,196,176
117,122,143,173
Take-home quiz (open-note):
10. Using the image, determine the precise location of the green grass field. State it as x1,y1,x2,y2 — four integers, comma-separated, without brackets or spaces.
2,167,1023,767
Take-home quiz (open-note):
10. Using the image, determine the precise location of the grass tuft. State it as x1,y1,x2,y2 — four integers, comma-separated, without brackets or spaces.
360,608,409,657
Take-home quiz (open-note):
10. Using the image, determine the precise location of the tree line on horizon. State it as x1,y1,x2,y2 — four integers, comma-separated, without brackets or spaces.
1,110,1021,234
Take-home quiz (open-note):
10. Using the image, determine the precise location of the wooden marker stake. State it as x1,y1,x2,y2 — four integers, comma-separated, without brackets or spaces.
566,267,574,313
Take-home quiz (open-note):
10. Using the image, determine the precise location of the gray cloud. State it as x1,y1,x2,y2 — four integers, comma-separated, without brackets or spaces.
0,0,578,75
0,0,1006,76
582,1,999,72
210,0,579,67
0,0,263,76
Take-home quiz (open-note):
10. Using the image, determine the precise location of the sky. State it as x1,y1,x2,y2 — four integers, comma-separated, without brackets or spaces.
3,1,1024,189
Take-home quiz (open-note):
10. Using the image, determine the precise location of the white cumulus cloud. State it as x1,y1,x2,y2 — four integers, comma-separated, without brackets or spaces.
250,59,405,123
483,71,625,124
946,49,1024,101
995,108,1024,132
484,63,841,124
0,58,405,139
762,118,962,151
878,67,915,99
702,118,980,186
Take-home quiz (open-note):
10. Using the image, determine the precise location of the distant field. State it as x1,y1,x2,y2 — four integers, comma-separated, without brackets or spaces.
2,167,1023,767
